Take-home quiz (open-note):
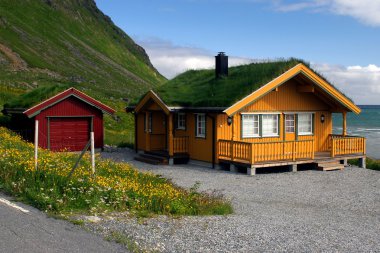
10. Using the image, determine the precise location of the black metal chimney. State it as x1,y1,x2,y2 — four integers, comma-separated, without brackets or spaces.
215,52,228,78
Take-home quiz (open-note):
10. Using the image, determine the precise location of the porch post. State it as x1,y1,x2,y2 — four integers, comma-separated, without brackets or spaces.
145,112,150,151
342,111,347,137
230,115,234,161
168,113,174,165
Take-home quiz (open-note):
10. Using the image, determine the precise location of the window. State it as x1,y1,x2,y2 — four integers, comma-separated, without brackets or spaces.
298,113,313,135
241,113,278,138
242,114,259,138
195,114,206,138
144,112,152,133
285,114,295,133
177,113,186,130
262,114,279,137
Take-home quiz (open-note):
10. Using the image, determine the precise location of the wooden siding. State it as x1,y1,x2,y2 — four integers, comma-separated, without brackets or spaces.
242,79,329,112
35,96,104,150
173,113,214,162
216,79,333,153
224,63,361,116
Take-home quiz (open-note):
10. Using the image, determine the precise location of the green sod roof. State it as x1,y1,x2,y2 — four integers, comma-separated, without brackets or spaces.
154,58,309,108
4,84,70,109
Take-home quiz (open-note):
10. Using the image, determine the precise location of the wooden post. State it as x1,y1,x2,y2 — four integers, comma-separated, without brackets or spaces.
363,138,366,155
34,120,39,171
331,139,335,158
292,141,296,161
342,111,347,137
230,116,234,161
168,113,174,157
90,132,95,176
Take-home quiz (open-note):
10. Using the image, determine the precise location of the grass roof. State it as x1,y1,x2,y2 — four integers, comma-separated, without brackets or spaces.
4,84,70,109
154,58,309,107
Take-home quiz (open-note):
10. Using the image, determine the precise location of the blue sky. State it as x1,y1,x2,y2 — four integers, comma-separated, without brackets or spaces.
95,0,380,104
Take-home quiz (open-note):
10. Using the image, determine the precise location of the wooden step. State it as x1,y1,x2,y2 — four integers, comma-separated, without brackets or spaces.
139,153,168,162
134,153,168,165
317,161,344,171
318,160,341,166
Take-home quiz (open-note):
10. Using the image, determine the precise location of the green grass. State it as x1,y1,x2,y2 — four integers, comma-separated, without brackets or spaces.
4,84,70,108
152,59,307,107
0,127,233,216
348,158,380,171
105,231,144,253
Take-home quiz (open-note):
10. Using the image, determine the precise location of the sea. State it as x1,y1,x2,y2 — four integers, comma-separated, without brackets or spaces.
333,105,380,159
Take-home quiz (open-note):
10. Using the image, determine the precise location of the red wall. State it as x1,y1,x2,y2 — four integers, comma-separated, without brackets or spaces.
34,96,104,150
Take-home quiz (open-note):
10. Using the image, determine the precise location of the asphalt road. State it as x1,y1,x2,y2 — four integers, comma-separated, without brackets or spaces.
0,193,127,253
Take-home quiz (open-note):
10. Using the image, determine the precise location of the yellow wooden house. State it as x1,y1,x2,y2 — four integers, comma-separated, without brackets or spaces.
127,53,366,175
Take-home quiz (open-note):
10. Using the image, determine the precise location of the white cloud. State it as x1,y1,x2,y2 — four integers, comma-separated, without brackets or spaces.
331,0,380,26
313,63,380,104
270,0,380,26
138,37,254,78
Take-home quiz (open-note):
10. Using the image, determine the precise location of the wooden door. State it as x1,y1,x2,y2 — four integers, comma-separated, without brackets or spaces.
284,114,296,141
150,112,167,151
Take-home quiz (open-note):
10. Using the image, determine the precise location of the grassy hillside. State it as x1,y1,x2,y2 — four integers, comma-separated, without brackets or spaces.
0,0,166,145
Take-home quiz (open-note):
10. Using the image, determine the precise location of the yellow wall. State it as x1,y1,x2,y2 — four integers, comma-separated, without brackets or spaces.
217,79,333,152
137,110,215,162
173,113,214,162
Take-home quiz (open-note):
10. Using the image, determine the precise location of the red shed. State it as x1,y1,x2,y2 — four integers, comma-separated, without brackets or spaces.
23,87,115,151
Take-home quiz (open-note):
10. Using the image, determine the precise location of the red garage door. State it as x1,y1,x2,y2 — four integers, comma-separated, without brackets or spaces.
50,117,90,151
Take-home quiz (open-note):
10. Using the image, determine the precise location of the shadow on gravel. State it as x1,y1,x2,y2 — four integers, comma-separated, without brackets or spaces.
222,163,317,175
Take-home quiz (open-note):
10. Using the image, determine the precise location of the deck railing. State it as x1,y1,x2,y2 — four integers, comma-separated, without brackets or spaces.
330,135,366,157
218,139,315,164
173,136,189,154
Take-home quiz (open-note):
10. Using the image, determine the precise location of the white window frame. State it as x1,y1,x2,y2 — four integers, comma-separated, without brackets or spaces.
241,113,279,138
177,113,186,130
285,114,295,133
298,113,313,135
261,114,279,137
195,113,206,138
241,114,260,138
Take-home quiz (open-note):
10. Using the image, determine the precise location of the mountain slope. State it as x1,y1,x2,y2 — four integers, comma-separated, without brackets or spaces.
0,0,165,106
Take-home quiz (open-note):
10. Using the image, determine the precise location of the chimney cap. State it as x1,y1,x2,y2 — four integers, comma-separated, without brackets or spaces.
217,52,226,55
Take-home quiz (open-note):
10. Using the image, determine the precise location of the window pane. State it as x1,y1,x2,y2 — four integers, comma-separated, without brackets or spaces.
242,114,259,138
196,114,205,137
177,113,186,129
285,114,295,133
262,114,278,136
298,114,312,134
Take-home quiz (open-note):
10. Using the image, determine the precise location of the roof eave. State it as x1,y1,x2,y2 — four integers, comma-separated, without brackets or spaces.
23,87,116,118
224,63,361,116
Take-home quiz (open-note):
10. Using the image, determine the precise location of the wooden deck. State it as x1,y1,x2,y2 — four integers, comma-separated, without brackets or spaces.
218,135,366,175
218,135,365,166
220,152,365,168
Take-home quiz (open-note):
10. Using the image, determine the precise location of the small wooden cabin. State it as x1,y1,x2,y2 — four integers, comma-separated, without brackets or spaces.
5,87,115,151
128,54,366,174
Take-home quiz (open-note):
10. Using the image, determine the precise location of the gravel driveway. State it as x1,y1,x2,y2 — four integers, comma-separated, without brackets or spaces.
92,148,380,252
